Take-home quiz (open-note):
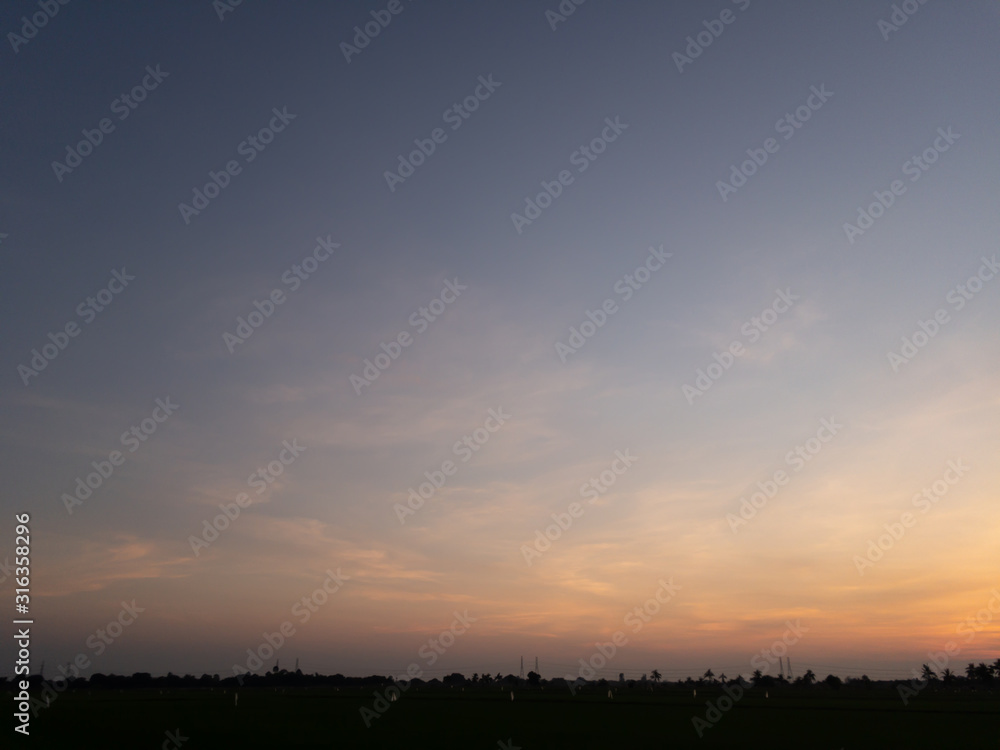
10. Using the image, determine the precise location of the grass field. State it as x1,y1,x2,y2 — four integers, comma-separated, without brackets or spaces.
12,685,1000,748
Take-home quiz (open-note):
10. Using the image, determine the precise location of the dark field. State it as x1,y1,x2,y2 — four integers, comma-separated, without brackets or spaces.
12,685,1000,749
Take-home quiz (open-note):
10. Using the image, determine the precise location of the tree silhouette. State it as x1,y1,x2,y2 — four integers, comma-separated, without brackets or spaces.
650,670,661,683
941,668,955,684
974,662,993,683
920,664,937,682
751,669,763,683
802,669,816,685
702,669,714,683
526,671,541,686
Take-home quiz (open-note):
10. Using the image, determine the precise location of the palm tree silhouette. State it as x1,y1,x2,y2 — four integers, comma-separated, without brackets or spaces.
650,670,661,684
975,662,993,682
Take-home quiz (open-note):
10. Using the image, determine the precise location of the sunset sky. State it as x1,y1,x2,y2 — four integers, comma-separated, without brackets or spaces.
2,1,999,684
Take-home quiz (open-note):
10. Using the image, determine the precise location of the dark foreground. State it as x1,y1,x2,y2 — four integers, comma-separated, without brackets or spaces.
10,685,1000,748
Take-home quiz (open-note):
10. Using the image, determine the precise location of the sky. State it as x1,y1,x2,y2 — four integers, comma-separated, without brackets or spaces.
1,0,999,684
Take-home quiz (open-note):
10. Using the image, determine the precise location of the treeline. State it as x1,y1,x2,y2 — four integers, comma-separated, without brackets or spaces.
0,669,529,692
3,671,393,691
3,660,997,692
